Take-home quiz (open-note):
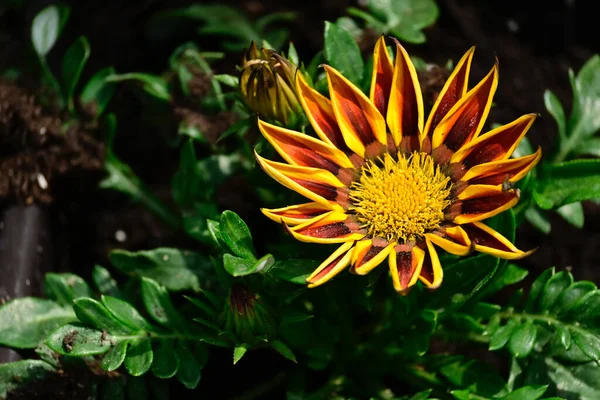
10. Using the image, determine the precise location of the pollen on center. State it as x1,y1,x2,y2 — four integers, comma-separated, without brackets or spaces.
349,152,452,242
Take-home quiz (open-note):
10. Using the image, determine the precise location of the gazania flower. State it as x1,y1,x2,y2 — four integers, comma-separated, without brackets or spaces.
255,37,541,293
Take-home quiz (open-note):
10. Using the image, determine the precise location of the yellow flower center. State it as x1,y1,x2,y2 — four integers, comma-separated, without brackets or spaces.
349,152,452,242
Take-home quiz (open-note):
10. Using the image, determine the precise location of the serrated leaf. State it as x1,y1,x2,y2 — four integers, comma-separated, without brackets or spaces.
219,210,256,259
175,342,202,389
152,340,179,379
323,21,364,84
46,323,112,356
270,339,297,362
101,340,129,371
233,344,249,365
539,271,573,311
110,248,209,291
101,295,152,332
0,298,75,348
62,36,90,112
525,267,555,312
44,273,92,306
534,159,600,209
489,319,519,351
73,297,132,334
124,339,153,376
140,278,186,330
0,360,56,398
508,323,537,358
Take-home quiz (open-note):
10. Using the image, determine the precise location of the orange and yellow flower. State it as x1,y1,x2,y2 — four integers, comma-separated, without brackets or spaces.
255,37,541,294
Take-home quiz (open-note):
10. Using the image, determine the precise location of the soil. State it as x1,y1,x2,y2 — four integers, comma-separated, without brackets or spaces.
1,0,599,398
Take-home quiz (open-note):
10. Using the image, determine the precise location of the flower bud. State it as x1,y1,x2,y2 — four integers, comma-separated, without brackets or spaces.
239,42,303,126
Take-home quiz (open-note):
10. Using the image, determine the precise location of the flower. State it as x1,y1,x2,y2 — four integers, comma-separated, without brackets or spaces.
239,42,302,126
255,37,541,294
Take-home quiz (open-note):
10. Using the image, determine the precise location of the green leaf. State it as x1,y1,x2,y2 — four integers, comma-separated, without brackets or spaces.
152,340,179,379
574,137,600,157
270,339,297,362
172,140,203,207
62,36,90,112
73,297,132,334
571,290,600,321
175,342,202,389
535,159,600,209
140,278,185,330
222,253,274,277
0,360,56,399
31,5,66,57
46,323,112,356
220,210,256,259
525,267,555,313
508,323,537,358
478,264,528,299
101,295,152,332
80,67,116,117
546,358,600,399
556,202,585,228
92,265,121,297
544,90,567,140
323,21,364,85
101,340,129,371
572,330,600,361
0,298,75,348
539,271,573,311
556,325,572,350
489,319,519,351
557,281,597,316
407,390,433,400
110,248,209,291
525,207,551,234
269,259,321,284
213,74,238,87
105,73,171,101
124,340,153,376
498,385,547,400
233,344,249,365
44,273,92,306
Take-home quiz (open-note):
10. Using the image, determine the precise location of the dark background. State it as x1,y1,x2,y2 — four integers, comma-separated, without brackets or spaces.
1,0,599,398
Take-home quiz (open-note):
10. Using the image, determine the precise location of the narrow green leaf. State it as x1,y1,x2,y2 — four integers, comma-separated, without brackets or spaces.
101,340,129,371
539,271,573,311
80,67,116,117
110,248,209,291
508,323,537,358
525,267,555,313
213,74,238,87
525,207,551,234
73,297,132,334
544,90,567,140
175,342,202,389
0,298,75,348
556,202,584,228
323,21,364,84
534,159,600,209
0,360,56,398
44,273,92,306
62,36,90,112
233,344,249,365
152,340,179,379
105,73,171,101
124,339,153,376
140,278,186,330
101,295,152,332
556,326,572,350
270,339,297,362
46,323,112,356
489,319,519,351
220,210,256,259
92,265,121,297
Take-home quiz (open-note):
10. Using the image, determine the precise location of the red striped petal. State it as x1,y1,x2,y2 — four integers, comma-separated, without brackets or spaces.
389,243,425,293
370,36,394,117
287,211,365,244
307,242,354,287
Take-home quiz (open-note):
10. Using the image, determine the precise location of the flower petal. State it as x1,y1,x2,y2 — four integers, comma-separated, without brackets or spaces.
461,148,542,186
450,187,519,224
255,152,348,207
287,211,365,244
423,46,475,146
324,65,387,158
258,119,355,178
296,73,351,152
418,238,443,289
426,226,472,256
370,36,394,117
307,241,354,287
462,222,535,259
389,243,425,293
431,62,498,160
261,202,334,226
450,114,537,167
386,39,424,152
352,237,395,275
